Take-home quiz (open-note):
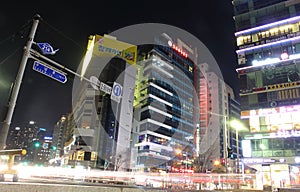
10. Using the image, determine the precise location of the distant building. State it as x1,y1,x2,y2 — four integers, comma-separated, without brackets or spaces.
50,115,68,164
6,121,52,165
197,63,238,172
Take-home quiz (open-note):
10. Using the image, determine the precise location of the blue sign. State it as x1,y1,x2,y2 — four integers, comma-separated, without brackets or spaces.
111,82,122,103
36,42,59,55
33,61,67,83
113,84,122,96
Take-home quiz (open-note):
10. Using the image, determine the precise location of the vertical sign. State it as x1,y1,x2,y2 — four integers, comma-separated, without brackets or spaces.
111,82,123,103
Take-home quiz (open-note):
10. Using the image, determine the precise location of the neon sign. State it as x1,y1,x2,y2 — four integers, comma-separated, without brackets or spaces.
168,40,188,58
243,158,277,164
242,81,300,94
241,104,300,118
270,130,300,138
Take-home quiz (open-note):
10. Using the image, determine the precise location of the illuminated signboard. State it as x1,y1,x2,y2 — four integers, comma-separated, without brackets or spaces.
241,104,300,117
270,130,300,137
44,136,53,140
243,158,277,164
240,81,300,95
168,40,188,58
93,35,137,65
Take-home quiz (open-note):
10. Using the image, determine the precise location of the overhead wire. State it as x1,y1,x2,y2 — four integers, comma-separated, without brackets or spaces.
0,19,32,66
41,19,84,49
0,47,22,66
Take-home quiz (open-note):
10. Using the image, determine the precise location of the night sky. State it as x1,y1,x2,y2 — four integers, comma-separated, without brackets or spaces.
0,1,238,133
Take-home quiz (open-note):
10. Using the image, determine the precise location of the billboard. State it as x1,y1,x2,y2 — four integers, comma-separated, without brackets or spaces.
93,34,137,65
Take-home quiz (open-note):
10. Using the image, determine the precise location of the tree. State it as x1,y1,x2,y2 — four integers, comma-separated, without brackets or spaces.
194,138,220,173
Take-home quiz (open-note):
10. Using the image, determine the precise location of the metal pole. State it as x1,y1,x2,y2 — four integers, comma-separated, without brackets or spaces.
0,14,41,149
236,129,239,173
236,128,240,189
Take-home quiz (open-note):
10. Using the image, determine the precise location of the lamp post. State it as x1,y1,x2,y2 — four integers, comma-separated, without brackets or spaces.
183,153,188,173
230,120,243,174
236,128,240,173
0,15,41,149
208,111,228,172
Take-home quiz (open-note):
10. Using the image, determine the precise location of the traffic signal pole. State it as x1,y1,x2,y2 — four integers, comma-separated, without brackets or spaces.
0,15,41,149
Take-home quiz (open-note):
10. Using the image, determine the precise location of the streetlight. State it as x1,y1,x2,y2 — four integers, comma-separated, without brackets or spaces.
208,111,228,171
183,153,188,173
0,15,41,149
230,120,243,173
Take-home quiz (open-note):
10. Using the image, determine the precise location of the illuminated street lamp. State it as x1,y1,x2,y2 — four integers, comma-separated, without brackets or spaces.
208,111,228,171
214,160,220,166
230,120,243,173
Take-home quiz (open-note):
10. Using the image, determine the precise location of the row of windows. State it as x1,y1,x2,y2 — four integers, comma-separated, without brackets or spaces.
252,149,300,157
139,122,175,137
239,63,300,90
251,137,300,150
233,0,286,15
143,65,194,99
240,90,300,110
238,44,300,66
237,23,295,47
235,3,293,31
154,45,194,79
138,134,168,145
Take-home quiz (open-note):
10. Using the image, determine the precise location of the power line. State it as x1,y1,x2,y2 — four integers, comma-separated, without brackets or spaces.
0,47,22,66
41,19,83,49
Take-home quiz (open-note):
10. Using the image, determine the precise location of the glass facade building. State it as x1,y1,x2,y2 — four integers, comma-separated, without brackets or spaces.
233,0,300,188
132,36,195,172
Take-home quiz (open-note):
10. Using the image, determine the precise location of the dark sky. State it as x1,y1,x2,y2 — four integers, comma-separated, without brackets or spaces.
0,1,238,133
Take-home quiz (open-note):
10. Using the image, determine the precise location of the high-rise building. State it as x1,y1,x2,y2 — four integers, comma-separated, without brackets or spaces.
50,115,68,161
70,34,137,170
233,0,300,188
227,94,243,173
196,63,238,172
132,34,195,172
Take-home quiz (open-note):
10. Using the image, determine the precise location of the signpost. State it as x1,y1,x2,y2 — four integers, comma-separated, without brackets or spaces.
32,61,67,83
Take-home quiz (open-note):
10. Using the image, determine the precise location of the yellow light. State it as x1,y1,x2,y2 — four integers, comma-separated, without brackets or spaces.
175,148,181,155
230,120,244,131
214,160,220,166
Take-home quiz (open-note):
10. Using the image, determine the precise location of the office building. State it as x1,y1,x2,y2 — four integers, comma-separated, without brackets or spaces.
132,34,195,172
197,63,238,172
70,34,137,170
233,0,300,188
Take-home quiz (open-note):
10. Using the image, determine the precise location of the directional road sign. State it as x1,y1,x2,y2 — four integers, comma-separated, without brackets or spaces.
32,61,67,83
89,76,112,94
111,82,123,103
36,42,59,55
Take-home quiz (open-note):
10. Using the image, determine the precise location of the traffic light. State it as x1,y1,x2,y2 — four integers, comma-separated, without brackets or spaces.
221,158,226,166
228,147,234,159
52,146,57,150
34,141,40,148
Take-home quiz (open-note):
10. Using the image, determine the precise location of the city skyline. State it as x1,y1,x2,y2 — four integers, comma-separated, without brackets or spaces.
0,1,238,133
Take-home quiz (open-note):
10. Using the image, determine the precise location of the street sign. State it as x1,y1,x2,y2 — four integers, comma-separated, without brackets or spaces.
32,61,67,83
36,42,59,55
90,76,100,90
89,76,112,94
100,82,112,94
111,82,122,103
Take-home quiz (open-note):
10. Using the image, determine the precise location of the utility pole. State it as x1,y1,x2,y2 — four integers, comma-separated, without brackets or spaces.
0,15,41,149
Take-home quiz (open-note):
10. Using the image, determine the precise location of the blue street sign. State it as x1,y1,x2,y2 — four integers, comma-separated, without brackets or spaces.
113,84,122,96
36,42,59,55
32,61,67,83
111,82,122,103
